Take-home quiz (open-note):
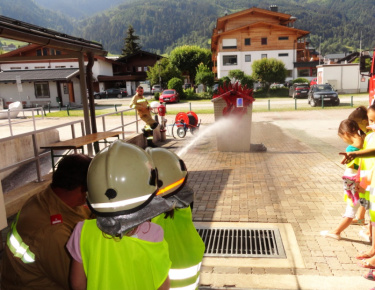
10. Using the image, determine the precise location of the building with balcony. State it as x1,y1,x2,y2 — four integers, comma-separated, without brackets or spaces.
211,5,318,82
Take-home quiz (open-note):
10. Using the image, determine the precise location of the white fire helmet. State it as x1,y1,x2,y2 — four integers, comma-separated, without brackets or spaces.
146,148,188,198
150,101,159,114
87,140,163,216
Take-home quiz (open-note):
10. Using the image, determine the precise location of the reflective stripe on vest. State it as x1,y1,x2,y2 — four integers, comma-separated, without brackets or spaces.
169,262,201,280
7,212,35,263
170,276,200,290
137,99,148,104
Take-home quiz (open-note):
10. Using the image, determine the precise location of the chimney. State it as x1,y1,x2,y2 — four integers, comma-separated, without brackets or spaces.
270,5,278,12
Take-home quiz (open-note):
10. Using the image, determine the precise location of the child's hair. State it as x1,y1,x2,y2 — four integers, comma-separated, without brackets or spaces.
338,119,365,138
368,104,375,113
348,106,368,122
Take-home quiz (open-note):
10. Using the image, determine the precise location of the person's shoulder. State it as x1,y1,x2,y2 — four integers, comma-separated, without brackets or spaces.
134,222,164,243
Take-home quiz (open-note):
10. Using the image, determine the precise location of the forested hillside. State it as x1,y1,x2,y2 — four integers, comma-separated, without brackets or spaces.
1,0,375,55
0,0,74,34
32,0,127,20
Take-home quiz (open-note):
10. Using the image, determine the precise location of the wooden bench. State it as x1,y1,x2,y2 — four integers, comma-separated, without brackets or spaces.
40,131,124,171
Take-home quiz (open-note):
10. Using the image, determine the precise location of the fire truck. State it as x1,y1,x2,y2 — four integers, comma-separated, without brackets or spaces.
360,50,375,105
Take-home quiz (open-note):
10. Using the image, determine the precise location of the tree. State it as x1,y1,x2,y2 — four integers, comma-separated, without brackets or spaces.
228,69,245,82
122,25,142,56
251,58,287,91
169,45,212,84
146,58,182,89
168,78,184,99
195,63,214,91
228,69,254,88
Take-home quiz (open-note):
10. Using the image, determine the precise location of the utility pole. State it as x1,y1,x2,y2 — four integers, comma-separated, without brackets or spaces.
158,61,161,85
319,36,322,65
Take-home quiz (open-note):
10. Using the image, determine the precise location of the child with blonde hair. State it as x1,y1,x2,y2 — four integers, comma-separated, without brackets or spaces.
348,105,370,225
321,119,365,240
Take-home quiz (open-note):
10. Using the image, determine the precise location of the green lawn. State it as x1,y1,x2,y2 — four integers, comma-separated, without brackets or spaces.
35,93,370,118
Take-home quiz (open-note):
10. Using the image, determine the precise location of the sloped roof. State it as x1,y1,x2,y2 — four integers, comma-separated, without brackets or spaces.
215,7,294,31
0,68,79,82
116,50,163,63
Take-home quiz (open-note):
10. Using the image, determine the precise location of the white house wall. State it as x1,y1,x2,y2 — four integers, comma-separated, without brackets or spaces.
0,78,82,107
217,49,294,79
92,59,113,77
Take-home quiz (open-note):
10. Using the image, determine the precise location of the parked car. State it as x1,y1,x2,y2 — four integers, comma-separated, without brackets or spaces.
151,84,162,95
94,88,127,99
288,83,310,98
159,89,179,103
308,84,340,107
310,77,317,86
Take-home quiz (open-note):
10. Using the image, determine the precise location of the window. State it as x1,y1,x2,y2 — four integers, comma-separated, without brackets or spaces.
43,48,48,56
34,82,50,98
222,39,237,49
278,53,289,57
261,38,267,45
244,38,251,46
55,66,66,68
245,55,251,62
63,83,68,94
261,54,267,59
137,67,142,72
278,36,289,40
223,55,237,65
144,67,148,71
36,49,42,56
297,69,309,77
10,67,21,70
35,66,46,69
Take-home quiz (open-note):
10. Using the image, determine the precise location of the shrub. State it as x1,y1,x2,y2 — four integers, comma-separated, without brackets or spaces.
168,77,184,99
196,92,212,100
154,92,160,101
184,88,198,99
292,78,309,84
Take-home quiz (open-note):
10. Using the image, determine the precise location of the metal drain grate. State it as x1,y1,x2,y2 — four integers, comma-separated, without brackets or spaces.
196,227,286,258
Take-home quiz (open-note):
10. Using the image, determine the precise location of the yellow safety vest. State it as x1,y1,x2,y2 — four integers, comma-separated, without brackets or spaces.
152,207,205,290
81,219,171,289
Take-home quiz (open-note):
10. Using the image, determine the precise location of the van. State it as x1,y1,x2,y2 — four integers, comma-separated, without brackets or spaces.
151,84,162,95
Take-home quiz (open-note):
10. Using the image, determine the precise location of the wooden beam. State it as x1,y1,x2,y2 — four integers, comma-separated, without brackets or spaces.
0,54,81,63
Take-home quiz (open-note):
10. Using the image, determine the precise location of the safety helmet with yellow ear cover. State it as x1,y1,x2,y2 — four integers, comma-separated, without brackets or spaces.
87,140,160,216
145,148,187,198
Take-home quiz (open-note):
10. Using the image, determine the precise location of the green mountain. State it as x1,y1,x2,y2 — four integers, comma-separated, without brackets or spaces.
1,0,375,55
73,0,375,55
31,0,127,20
0,0,74,34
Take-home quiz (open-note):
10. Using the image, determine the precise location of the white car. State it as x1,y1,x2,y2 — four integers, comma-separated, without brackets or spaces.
151,84,162,95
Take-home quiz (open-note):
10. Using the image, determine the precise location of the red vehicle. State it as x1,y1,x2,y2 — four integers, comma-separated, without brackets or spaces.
360,50,375,105
310,77,317,86
159,89,179,103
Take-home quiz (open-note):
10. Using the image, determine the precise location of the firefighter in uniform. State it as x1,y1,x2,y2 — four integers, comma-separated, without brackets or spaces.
67,140,173,289
130,85,159,147
148,147,205,290
1,154,92,290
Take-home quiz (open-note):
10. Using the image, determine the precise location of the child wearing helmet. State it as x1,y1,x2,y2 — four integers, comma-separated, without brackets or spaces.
147,147,205,290
66,141,173,289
